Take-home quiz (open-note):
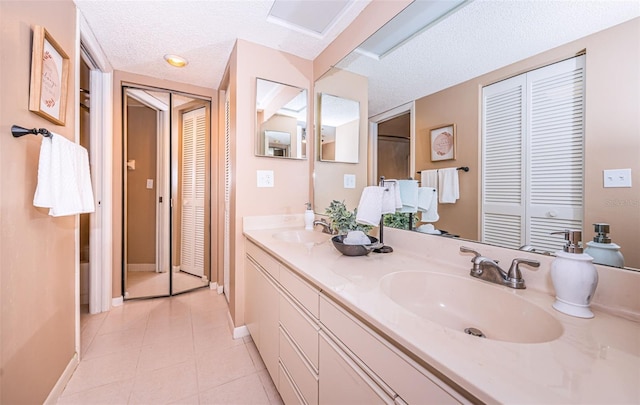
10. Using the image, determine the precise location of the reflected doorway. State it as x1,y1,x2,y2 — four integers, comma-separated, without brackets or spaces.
123,86,211,299
377,112,411,180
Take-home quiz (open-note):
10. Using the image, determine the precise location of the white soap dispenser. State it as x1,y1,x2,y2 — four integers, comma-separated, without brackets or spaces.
584,223,625,268
304,203,315,231
550,230,598,319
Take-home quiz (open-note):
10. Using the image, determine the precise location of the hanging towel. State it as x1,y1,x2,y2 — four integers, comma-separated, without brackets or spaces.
382,179,402,210
438,167,459,204
418,187,439,222
420,170,438,189
34,134,95,217
355,186,385,226
380,185,396,215
398,179,419,213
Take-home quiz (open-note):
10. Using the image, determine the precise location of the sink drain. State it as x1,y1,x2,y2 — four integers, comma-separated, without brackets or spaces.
464,327,486,338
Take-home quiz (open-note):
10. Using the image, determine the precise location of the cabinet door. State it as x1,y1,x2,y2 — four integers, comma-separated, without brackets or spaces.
260,270,280,385
245,257,260,346
319,332,394,405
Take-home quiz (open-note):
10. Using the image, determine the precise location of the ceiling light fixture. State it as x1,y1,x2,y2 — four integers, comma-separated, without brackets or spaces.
164,54,188,68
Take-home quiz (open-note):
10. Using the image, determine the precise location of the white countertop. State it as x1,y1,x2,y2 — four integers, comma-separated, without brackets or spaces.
244,224,640,404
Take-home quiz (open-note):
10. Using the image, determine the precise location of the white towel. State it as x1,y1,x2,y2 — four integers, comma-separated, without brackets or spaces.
382,179,402,209
420,170,438,189
438,167,459,204
355,186,385,226
418,187,439,222
381,186,396,215
34,134,95,217
398,180,419,213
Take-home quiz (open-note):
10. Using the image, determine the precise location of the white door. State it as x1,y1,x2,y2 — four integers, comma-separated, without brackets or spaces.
482,55,585,251
180,107,206,277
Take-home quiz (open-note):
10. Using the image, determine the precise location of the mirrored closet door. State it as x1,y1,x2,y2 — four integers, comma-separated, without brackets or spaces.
123,86,211,299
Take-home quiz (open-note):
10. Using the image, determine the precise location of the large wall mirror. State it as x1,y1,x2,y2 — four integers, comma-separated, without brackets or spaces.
318,93,360,163
315,2,639,270
123,86,211,299
255,78,307,159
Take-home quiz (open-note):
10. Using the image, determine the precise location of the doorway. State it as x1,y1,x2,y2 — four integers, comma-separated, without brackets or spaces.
377,112,411,180
123,86,212,299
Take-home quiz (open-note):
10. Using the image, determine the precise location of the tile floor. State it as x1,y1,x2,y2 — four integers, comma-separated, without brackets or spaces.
58,288,283,404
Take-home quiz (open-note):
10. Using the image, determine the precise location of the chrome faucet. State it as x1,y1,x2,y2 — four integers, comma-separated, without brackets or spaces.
460,246,540,289
313,219,336,235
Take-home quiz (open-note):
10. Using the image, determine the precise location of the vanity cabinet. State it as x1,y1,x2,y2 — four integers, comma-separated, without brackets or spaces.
245,239,468,405
245,241,320,404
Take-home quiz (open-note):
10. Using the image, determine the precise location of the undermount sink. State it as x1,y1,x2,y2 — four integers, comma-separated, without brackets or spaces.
272,230,330,245
379,271,563,344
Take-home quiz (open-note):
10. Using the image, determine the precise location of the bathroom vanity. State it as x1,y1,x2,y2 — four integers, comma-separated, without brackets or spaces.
243,216,640,404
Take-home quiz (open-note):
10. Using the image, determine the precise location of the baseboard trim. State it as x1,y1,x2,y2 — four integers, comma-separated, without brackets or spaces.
209,281,218,290
226,310,250,339
127,263,156,272
112,296,123,307
217,285,224,295
44,352,79,404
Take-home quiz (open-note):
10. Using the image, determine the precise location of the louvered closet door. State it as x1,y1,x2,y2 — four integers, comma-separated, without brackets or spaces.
482,56,584,251
180,107,206,276
482,74,527,249
527,56,585,251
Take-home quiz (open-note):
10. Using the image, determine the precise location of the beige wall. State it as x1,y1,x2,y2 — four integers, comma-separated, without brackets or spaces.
414,18,640,268
111,71,217,298
126,104,157,264
227,40,313,326
0,1,77,403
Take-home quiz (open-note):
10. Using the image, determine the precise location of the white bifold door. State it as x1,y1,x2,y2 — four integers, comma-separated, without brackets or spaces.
482,55,585,252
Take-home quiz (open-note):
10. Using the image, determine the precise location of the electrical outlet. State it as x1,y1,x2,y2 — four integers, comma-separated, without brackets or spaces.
603,169,632,188
257,170,274,187
344,174,356,189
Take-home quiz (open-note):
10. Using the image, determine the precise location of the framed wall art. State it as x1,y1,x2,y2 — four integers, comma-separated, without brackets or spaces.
29,25,70,125
430,124,456,161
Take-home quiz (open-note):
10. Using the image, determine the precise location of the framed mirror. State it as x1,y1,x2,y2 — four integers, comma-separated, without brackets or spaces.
255,78,307,159
318,93,360,163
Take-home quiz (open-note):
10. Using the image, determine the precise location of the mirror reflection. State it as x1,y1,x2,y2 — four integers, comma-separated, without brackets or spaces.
123,87,211,299
318,2,639,270
255,78,307,159
319,93,360,163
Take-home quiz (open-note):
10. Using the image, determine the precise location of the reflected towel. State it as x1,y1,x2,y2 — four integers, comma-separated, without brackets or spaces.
382,179,402,210
420,170,438,189
398,179,419,213
418,187,439,222
438,168,459,203
34,134,95,217
356,186,385,226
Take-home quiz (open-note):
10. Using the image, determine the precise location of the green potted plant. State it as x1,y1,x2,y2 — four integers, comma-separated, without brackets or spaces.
324,200,373,235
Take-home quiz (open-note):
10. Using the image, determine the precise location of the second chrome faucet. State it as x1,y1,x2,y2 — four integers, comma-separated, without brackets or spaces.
460,246,540,289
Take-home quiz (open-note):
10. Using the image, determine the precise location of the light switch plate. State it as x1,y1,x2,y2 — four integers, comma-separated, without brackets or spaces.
603,168,632,188
257,170,274,187
146,179,153,189
344,174,356,189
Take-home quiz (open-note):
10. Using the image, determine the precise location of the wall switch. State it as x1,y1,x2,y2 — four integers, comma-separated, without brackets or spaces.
146,179,154,189
257,170,274,187
603,168,632,188
344,174,356,189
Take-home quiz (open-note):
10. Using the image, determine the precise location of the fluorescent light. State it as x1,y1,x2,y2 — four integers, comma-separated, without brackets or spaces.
164,54,188,67
357,0,469,59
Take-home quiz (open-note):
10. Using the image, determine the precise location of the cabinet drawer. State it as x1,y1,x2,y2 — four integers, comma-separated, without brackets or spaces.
279,362,305,405
280,294,319,370
246,241,280,280
320,295,464,405
280,266,319,318
280,327,318,405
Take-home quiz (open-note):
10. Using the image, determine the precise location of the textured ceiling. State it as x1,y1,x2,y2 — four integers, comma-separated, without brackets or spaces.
337,0,640,117
75,0,370,89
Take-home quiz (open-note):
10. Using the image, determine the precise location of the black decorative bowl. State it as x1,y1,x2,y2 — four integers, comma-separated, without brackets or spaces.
331,235,379,256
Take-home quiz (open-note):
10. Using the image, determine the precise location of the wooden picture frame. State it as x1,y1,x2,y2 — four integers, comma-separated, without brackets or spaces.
29,26,69,126
430,124,456,161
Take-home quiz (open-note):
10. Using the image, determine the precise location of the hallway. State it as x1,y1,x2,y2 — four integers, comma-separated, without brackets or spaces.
58,289,282,404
